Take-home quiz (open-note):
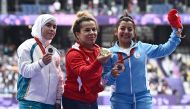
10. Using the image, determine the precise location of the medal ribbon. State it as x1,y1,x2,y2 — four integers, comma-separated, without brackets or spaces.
34,37,46,55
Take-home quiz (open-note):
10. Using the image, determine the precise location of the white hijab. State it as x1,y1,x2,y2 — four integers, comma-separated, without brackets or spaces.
31,14,56,46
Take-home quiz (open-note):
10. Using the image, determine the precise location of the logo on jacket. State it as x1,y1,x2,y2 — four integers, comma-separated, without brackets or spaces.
134,52,141,58
86,57,90,61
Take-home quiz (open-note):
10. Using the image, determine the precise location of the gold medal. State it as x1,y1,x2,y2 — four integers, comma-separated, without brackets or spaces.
100,48,110,56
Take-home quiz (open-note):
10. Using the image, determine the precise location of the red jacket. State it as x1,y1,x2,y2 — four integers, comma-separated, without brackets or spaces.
63,43,104,104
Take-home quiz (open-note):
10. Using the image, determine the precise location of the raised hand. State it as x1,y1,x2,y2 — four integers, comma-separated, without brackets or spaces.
97,52,112,64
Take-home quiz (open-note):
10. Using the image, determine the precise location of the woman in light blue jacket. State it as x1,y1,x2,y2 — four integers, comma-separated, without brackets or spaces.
102,12,182,109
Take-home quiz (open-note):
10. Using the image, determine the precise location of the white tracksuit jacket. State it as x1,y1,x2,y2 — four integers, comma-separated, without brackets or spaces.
17,38,64,105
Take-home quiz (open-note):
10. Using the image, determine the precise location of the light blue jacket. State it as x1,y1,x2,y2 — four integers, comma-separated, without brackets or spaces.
102,30,181,95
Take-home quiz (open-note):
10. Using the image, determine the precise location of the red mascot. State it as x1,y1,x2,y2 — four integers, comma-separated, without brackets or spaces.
167,9,183,29
168,9,185,38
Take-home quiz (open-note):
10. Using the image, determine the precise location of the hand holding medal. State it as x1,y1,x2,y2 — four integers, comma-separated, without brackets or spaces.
97,47,112,64
46,45,55,55
111,48,135,77
100,48,111,56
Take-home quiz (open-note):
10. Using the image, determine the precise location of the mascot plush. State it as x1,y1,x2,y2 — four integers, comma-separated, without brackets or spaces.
167,9,183,29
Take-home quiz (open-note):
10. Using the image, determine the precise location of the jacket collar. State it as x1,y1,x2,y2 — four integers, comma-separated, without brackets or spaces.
111,41,137,53
72,42,100,51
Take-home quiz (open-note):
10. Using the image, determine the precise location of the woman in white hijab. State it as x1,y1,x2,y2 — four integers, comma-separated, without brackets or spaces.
17,14,64,109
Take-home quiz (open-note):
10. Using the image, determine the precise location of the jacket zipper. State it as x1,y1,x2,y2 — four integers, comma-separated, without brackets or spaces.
45,66,50,103
128,58,133,94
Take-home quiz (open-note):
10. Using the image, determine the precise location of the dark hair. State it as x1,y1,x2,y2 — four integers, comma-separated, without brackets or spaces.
71,10,99,39
112,11,137,45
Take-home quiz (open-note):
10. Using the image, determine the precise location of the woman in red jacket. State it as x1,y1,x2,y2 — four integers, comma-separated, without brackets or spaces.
62,10,111,109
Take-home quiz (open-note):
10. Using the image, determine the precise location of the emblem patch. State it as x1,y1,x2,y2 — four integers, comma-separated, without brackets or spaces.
134,52,141,58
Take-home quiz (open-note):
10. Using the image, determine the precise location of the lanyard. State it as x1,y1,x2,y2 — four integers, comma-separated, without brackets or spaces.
117,47,135,63
34,37,46,55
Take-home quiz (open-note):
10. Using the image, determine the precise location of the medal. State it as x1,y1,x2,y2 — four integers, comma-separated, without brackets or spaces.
100,48,110,56
46,45,55,55
115,62,125,72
